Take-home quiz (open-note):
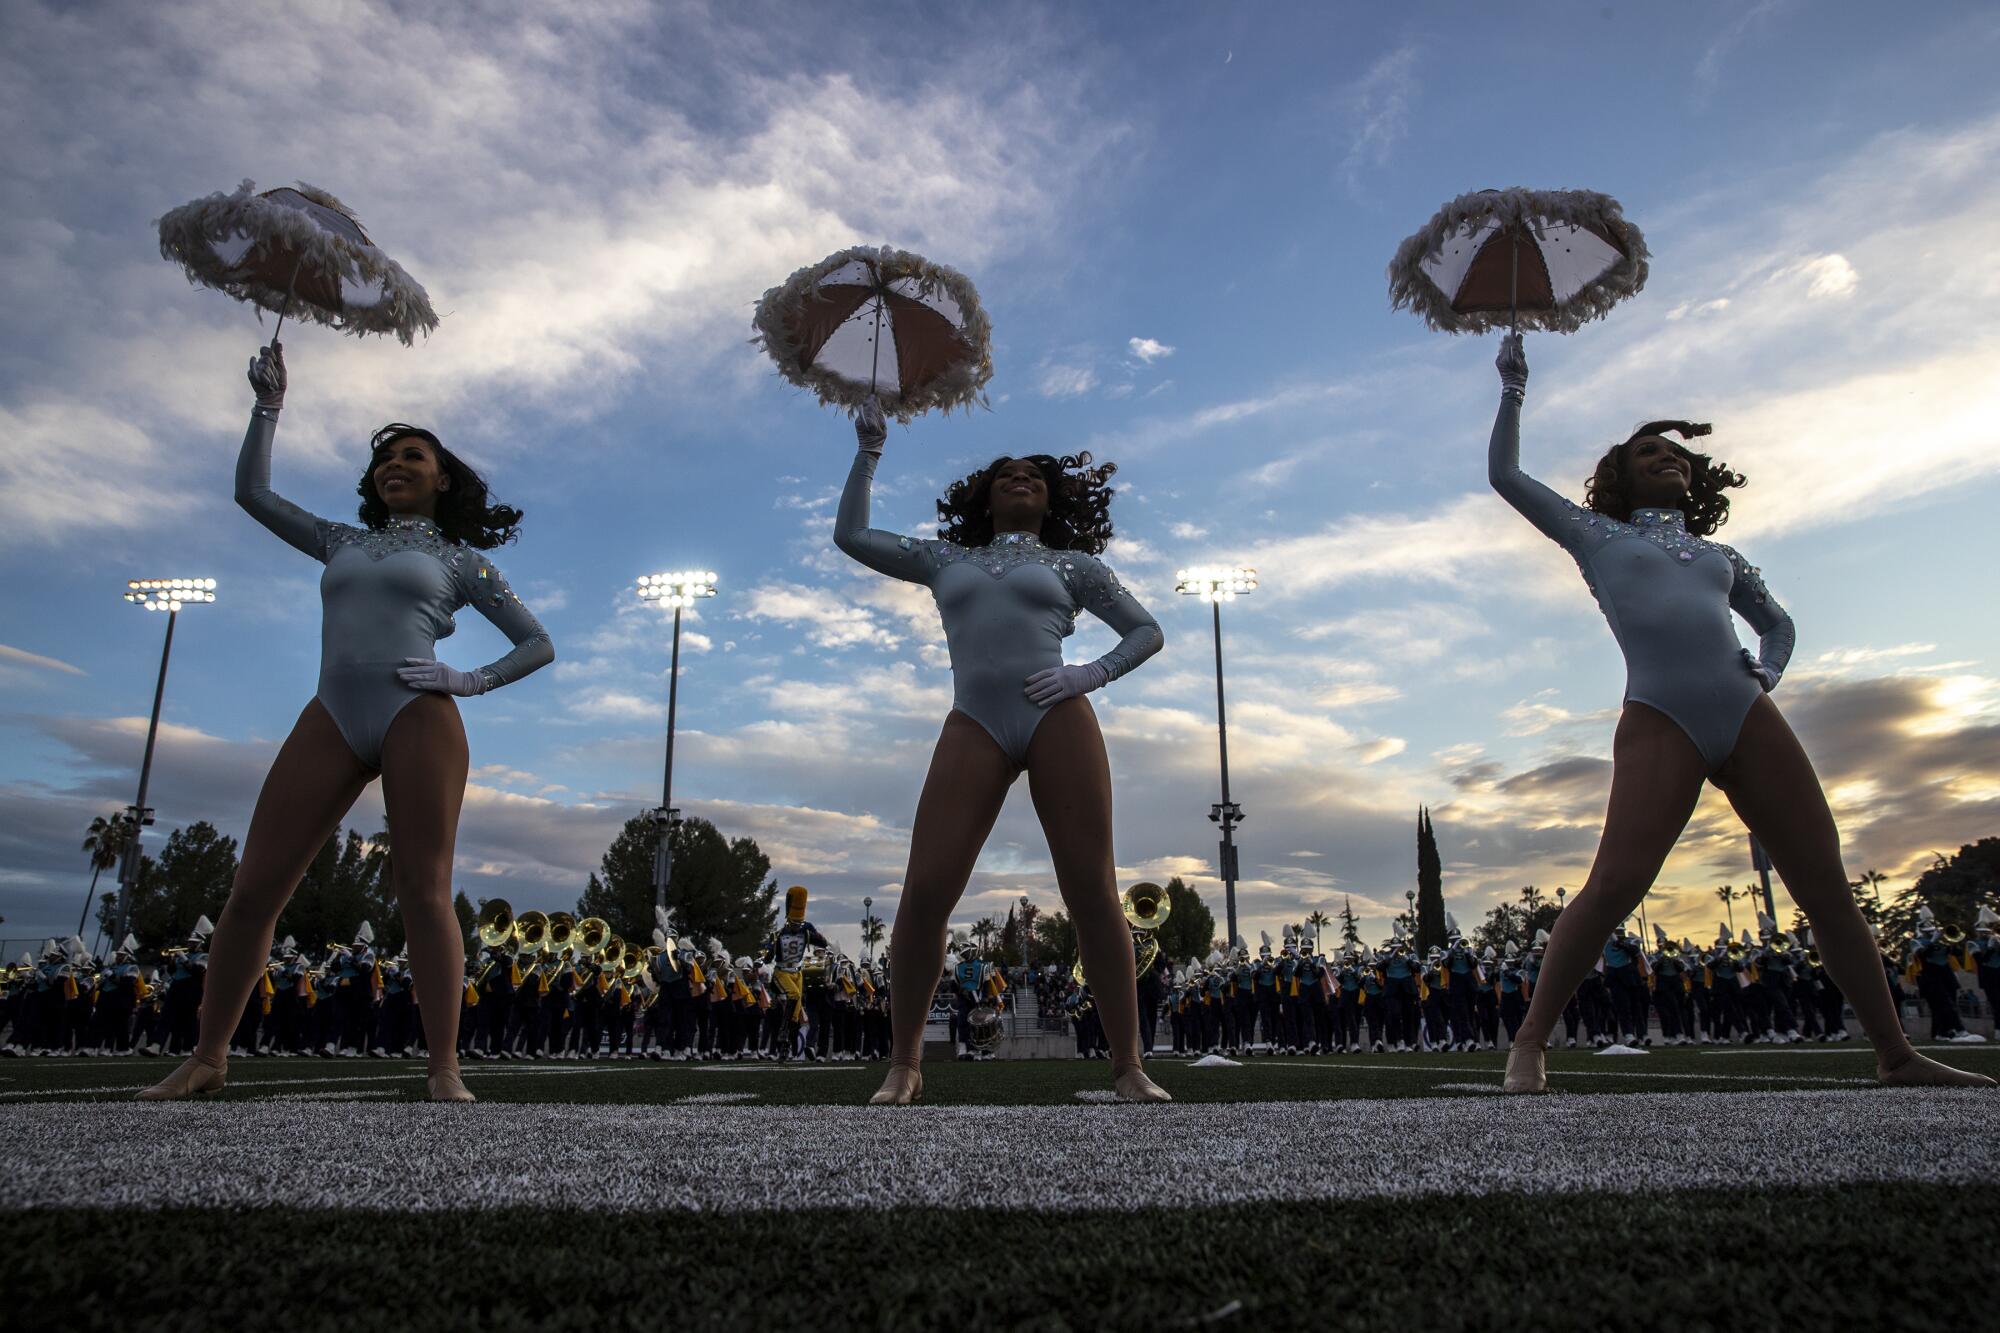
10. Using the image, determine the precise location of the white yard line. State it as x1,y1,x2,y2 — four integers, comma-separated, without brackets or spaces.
1,1089,1991,1212
0,1062,652,1100
1697,1043,1990,1057
1255,1060,1871,1085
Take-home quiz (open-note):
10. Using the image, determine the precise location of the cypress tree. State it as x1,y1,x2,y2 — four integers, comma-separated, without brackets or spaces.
1416,807,1446,952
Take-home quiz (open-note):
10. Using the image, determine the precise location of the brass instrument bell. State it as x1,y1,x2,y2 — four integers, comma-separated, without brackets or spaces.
513,910,549,954
476,899,515,949
1122,881,1172,932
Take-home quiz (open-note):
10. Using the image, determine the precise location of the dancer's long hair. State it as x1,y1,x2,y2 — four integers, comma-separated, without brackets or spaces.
356,424,523,549
1584,420,1745,537
936,453,1118,554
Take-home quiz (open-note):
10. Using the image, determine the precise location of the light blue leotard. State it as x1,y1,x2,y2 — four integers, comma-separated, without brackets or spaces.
1489,398,1795,772
834,448,1163,763
235,408,554,767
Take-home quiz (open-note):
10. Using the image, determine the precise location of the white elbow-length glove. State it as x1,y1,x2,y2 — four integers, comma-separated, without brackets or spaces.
1024,662,1109,707
1496,332,1528,404
398,658,490,697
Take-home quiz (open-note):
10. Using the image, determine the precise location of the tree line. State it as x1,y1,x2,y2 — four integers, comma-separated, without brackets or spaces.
73,803,2000,966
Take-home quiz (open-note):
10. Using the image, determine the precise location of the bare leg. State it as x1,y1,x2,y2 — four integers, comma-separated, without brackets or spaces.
1714,697,1993,1088
872,712,1016,1103
1025,698,1164,1101
1506,705,1706,1090
378,694,475,1101
140,700,372,1099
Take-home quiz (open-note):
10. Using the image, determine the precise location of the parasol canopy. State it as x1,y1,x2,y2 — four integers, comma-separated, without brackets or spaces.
1388,187,1647,335
157,180,438,344
753,244,992,421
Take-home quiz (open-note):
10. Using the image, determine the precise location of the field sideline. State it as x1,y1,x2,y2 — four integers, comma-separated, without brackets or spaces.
5,1050,1996,1330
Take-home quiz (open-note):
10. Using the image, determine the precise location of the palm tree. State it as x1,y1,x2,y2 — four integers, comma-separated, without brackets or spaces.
1853,869,1887,907
1305,909,1331,947
78,812,135,939
971,915,1000,953
860,912,885,960
1715,884,1738,932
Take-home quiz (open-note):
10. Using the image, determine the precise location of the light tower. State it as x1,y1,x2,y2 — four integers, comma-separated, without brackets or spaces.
635,570,718,916
1175,565,1257,951
115,578,218,943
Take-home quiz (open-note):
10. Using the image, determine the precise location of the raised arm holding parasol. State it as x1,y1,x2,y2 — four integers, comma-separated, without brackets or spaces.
140,182,553,1106
754,246,1170,1105
1387,187,1990,1094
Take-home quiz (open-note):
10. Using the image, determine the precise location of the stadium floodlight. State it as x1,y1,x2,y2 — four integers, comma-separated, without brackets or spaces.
113,577,220,945
123,576,219,612
1173,566,1258,602
1175,565,1258,949
635,570,720,915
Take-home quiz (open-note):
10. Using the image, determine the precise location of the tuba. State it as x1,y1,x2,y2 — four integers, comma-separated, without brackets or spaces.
477,899,515,949
577,917,610,957
546,912,577,957
1123,881,1172,932
513,911,549,954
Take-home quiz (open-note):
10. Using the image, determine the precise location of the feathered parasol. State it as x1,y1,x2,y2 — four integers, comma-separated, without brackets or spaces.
157,180,438,345
753,244,992,422
1388,187,1648,335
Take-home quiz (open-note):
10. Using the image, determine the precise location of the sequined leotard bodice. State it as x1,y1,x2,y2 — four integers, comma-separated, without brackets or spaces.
235,410,554,767
834,449,1164,762
1488,398,1794,772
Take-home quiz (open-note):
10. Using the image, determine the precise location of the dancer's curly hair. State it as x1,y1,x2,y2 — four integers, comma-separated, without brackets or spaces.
936,452,1118,554
1584,420,1745,537
356,424,522,549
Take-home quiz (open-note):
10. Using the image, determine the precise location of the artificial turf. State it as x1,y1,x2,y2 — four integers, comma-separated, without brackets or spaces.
4,1044,1997,1103
14,1184,1992,1332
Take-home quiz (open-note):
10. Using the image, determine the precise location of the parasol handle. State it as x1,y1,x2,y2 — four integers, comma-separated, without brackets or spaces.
1508,230,1519,335
867,291,885,396
268,256,307,346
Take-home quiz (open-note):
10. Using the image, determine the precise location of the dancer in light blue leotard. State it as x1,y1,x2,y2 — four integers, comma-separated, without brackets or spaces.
1488,333,1989,1094
835,397,1169,1106
142,343,554,1104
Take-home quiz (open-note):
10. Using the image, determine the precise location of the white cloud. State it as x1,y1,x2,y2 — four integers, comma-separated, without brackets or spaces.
737,581,901,650
1695,0,1794,92
0,644,85,676
0,1,1128,548
1340,44,1421,187
1789,253,1859,299
1128,337,1174,363
1037,364,1099,399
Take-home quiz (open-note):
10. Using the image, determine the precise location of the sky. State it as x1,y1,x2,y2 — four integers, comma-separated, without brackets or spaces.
3,0,1999,960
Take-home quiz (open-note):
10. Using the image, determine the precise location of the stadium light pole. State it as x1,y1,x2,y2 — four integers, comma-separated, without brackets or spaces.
1176,565,1257,952
636,570,718,919
114,578,218,946
1750,835,1778,924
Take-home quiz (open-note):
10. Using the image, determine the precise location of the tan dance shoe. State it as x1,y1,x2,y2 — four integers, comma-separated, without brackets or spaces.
1501,1041,1547,1094
135,1054,227,1101
1112,1067,1173,1103
1878,1049,1996,1089
427,1068,477,1102
868,1063,923,1105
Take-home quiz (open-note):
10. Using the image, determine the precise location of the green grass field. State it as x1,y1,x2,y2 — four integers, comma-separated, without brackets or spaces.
8,1042,1996,1103
4,1048,1997,1331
